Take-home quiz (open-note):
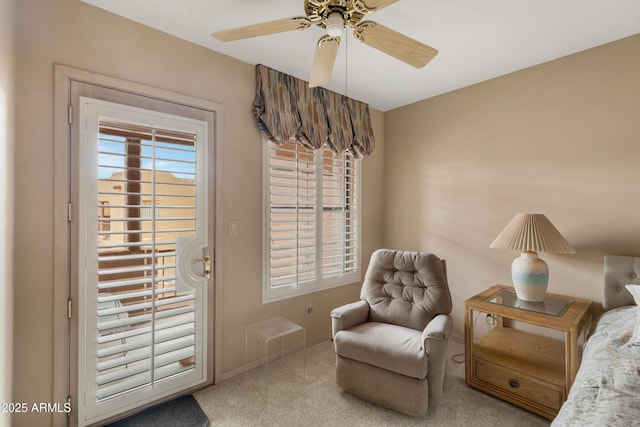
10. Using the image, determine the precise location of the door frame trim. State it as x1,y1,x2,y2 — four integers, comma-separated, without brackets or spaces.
53,64,224,426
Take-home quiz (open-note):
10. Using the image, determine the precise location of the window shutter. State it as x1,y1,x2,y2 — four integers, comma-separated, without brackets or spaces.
267,142,317,290
95,121,198,401
321,149,359,279
264,139,361,301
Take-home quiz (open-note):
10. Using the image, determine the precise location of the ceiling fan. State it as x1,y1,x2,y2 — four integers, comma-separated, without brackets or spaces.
212,0,438,88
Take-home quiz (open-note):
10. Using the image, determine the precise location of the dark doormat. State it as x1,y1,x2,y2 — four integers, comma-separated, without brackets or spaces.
106,395,208,427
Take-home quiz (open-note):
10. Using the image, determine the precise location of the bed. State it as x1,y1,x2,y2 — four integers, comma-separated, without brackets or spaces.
551,255,640,426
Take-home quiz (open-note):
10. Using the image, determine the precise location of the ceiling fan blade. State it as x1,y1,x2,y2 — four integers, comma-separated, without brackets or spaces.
212,17,312,42
354,21,438,68
309,35,341,88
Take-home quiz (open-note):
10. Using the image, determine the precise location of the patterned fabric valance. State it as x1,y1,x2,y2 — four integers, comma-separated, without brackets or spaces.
253,64,375,159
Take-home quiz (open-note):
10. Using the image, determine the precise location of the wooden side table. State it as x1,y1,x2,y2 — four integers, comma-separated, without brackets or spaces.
465,285,592,420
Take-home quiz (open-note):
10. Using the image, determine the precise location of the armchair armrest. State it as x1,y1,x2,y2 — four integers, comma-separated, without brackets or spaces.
421,313,453,407
330,300,369,339
421,313,453,350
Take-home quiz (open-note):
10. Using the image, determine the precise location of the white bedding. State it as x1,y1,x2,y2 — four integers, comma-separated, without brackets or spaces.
551,306,640,426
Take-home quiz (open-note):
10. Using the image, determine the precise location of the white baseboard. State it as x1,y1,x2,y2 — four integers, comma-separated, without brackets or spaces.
220,335,329,382
450,333,464,344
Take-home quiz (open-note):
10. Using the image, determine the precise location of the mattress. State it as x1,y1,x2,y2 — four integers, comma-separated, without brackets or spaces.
551,306,640,426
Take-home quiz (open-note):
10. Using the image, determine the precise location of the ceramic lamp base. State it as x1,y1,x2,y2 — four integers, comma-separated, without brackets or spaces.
511,251,549,302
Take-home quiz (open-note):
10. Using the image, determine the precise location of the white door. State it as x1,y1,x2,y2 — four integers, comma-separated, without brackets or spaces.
77,97,209,426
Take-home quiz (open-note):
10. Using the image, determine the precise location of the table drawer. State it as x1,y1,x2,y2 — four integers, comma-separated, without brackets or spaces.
473,358,565,411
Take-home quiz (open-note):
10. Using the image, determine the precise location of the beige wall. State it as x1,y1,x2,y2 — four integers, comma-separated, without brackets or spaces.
384,34,640,338
1,1,15,426
13,0,384,425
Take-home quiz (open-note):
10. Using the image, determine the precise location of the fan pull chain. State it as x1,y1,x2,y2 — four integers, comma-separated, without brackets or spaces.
344,28,349,96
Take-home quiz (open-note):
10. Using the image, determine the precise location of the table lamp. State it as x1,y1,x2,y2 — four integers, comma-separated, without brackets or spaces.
490,213,575,302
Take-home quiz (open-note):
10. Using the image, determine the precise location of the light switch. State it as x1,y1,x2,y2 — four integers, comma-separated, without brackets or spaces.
228,220,238,236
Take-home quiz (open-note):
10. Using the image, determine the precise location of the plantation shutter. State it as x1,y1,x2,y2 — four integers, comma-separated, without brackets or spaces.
265,140,360,301
94,120,198,400
267,142,317,290
321,149,359,279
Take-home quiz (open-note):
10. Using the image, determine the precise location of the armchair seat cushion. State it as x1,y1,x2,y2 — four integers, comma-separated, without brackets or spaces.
334,322,427,379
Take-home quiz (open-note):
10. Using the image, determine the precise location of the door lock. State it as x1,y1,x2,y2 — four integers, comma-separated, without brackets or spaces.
193,248,211,279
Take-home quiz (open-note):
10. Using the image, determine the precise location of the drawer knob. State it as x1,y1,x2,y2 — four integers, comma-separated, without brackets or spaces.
508,379,520,388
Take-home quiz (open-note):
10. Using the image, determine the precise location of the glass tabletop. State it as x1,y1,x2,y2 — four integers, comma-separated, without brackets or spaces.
485,289,573,317
246,316,304,341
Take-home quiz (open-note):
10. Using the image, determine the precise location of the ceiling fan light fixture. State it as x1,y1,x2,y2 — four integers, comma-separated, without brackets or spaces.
325,12,344,37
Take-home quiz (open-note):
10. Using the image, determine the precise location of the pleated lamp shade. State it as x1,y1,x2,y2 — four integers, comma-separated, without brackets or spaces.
490,213,574,302
490,213,575,254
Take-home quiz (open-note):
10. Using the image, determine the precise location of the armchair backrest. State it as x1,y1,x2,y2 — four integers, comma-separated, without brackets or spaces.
360,249,452,331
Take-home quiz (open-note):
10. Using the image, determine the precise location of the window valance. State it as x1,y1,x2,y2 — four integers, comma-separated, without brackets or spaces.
253,64,375,159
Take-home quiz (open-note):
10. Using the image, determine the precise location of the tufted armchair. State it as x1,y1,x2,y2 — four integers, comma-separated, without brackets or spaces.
330,249,453,417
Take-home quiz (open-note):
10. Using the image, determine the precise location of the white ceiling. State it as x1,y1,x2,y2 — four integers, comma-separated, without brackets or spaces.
81,0,640,111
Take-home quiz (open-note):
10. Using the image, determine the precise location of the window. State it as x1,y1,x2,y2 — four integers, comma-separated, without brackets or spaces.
264,141,361,302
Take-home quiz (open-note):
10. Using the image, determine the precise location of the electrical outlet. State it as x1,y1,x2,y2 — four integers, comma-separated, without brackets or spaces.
485,314,496,326
305,305,313,317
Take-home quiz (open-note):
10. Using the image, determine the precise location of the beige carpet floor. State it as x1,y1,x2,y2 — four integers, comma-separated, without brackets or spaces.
194,339,550,426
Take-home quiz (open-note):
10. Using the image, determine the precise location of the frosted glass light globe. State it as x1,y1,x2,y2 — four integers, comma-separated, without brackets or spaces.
326,12,344,37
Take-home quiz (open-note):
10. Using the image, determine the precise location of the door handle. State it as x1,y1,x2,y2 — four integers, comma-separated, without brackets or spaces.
192,248,211,279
